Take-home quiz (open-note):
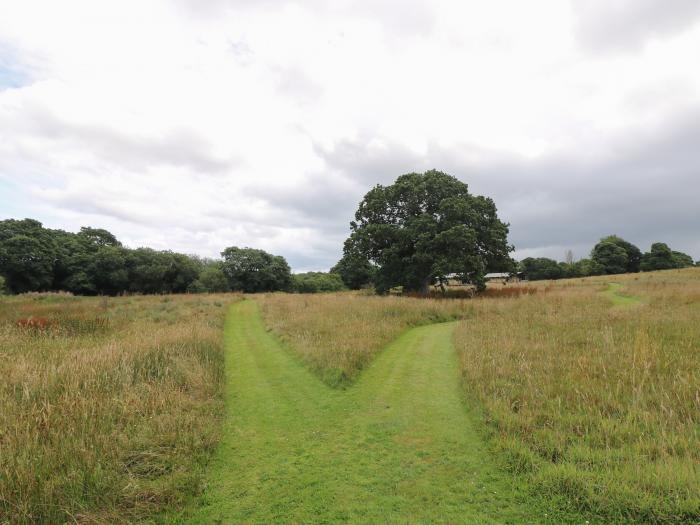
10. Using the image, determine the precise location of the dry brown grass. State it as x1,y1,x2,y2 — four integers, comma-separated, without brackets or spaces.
455,267,700,522
257,292,472,386
0,292,238,524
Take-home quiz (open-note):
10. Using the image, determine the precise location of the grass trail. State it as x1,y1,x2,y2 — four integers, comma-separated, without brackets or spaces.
604,282,641,307
183,300,556,524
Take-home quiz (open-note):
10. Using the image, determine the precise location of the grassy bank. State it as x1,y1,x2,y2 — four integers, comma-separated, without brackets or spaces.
0,293,237,524
455,268,700,522
258,292,471,387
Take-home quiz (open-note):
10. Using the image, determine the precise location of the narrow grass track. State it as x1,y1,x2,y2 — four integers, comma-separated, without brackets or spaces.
182,300,555,524
604,283,642,307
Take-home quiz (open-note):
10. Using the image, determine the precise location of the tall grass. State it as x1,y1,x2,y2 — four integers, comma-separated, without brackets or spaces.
455,268,700,522
258,292,471,387
0,293,237,524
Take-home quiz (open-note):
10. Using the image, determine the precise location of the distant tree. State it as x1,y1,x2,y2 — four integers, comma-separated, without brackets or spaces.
77,227,122,248
193,264,230,293
0,274,5,294
166,253,200,293
564,250,574,265
640,243,676,272
331,243,376,290
592,235,641,273
221,246,292,292
519,257,563,281
127,248,170,294
573,258,605,277
344,170,513,293
0,219,58,293
671,251,694,268
87,245,129,295
292,272,346,293
591,240,629,275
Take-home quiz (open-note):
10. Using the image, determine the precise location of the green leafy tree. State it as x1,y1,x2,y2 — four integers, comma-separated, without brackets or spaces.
0,219,58,293
344,170,513,293
292,272,346,293
166,253,200,293
192,264,230,293
591,240,629,275
593,235,641,273
88,245,129,295
331,243,375,289
671,251,694,268
221,246,292,292
127,248,171,294
77,227,121,248
640,243,677,272
573,258,605,277
518,257,563,281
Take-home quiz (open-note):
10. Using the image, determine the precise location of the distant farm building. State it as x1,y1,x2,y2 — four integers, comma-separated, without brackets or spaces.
484,272,521,284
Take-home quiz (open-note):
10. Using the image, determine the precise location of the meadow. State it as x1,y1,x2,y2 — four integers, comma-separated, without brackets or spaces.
0,293,235,524
2,269,699,523
258,269,700,523
455,269,700,523
258,292,471,387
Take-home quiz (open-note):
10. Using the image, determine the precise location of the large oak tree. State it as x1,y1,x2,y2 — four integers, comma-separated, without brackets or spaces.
344,170,513,293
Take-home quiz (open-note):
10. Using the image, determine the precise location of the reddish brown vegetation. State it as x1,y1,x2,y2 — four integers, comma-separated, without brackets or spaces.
479,286,537,298
15,317,53,330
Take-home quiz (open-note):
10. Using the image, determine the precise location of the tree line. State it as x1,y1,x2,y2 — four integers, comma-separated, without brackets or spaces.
2,172,697,295
519,235,697,281
0,219,345,295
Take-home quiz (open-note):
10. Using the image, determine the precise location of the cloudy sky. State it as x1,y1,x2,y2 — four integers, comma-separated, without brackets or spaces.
1,0,699,270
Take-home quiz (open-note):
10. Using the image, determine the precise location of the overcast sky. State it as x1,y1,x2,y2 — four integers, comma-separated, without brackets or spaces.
1,0,699,270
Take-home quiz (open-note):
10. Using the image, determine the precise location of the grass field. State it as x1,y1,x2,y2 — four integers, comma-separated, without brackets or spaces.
185,301,570,524
258,292,471,387
2,269,699,523
455,268,700,522
0,293,236,523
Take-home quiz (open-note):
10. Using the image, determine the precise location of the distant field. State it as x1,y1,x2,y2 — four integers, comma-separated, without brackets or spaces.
0,293,235,523
456,268,700,522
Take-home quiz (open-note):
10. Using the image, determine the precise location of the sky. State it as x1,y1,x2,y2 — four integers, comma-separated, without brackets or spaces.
1,0,699,271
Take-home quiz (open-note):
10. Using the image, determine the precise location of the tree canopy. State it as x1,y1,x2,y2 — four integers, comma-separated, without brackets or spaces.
0,219,216,295
344,170,513,293
521,237,695,281
291,272,346,293
639,243,694,272
331,242,376,290
591,235,641,274
220,246,292,293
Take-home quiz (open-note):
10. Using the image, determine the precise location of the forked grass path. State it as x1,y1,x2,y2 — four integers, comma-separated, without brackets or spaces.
185,301,549,524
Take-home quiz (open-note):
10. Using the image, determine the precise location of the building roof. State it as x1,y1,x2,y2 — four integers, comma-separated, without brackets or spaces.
484,272,510,279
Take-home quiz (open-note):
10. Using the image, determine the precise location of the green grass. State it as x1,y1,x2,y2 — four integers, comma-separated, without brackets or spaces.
604,282,641,307
455,269,700,523
174,300,584,524
0,293,235,523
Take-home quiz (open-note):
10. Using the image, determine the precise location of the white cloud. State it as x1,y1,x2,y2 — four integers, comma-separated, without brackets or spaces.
0,0,699,269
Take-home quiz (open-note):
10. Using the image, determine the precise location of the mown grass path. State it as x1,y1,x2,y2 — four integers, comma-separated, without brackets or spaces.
186,300,546,524
604,283,642,307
